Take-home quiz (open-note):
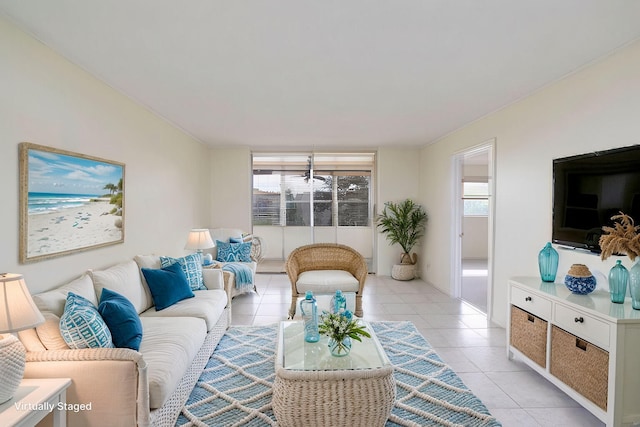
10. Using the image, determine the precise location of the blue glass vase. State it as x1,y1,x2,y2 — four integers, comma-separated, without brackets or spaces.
538,242,559,282
300,291,320,342
330,290,347,314
629,260,640,310
609,260,628,303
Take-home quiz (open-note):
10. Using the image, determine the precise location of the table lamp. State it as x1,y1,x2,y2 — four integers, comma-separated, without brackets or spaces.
0,273,45,403
185,229,215,265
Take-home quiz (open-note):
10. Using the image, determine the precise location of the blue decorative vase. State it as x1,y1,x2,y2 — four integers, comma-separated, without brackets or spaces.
538,242,559,282
330,290,347,314
564,264,597,294
300,291,319,342
629,260,640,310
328,337,352,357
608,260,628,303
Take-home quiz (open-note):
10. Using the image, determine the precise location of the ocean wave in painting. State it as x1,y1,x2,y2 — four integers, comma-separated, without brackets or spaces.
28,192,100,215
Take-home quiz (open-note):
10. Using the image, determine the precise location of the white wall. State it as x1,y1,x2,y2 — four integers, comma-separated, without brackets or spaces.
376,147,422,275
0,17,211,294
209,147,252,231
420,39,640,326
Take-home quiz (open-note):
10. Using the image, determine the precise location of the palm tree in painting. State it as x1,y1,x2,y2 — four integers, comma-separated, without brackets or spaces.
109,178,123,215
103,183,117,195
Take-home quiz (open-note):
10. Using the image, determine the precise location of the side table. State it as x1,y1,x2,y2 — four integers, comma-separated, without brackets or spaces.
0,378,72,427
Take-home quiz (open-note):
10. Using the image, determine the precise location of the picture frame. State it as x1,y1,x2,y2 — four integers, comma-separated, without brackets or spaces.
19,142,125,263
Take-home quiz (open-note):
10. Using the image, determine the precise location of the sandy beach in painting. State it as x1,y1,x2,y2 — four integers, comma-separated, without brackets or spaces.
27,199,122,257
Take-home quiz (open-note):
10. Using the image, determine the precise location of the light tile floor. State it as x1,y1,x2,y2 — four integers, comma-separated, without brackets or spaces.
231,273,604,427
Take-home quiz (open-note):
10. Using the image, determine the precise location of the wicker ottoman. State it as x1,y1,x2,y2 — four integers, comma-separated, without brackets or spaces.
273,321,396,427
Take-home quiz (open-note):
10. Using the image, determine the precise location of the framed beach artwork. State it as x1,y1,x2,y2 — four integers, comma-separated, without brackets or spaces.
19,142,125,263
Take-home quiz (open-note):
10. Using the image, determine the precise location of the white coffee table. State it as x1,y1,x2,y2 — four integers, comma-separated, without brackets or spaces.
272,320,396,427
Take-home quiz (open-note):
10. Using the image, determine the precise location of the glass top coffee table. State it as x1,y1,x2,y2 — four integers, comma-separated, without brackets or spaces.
272,320,396,427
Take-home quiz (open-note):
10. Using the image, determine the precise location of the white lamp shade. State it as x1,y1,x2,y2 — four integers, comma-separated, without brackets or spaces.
0,274,45,333
184,229,215,251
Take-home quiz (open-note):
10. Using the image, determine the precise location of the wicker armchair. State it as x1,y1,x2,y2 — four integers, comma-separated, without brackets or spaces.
285,243,368,318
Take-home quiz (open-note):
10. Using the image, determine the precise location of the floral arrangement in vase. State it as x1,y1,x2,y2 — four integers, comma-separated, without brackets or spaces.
318,310,370,356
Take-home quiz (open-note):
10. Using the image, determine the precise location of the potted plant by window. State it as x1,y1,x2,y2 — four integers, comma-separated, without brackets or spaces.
376,199,428,280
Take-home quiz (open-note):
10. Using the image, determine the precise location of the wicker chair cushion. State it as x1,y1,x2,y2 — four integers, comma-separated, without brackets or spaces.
295,270,360,294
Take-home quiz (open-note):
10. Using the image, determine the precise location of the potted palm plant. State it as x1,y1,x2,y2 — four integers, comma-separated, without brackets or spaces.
376,199,428,280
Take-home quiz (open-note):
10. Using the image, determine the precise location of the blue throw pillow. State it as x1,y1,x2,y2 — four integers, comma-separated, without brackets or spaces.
60,292,114,349
98,288,143,350
160,253,206,291
216,240,252,262
141,261,195,310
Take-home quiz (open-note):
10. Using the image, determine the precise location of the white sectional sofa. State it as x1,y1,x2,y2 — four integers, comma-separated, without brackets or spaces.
17,255,231,427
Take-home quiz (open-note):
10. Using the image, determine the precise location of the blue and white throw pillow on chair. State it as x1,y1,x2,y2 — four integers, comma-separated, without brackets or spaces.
216,240,252,263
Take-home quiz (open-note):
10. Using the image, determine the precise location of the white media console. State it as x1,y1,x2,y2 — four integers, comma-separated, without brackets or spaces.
507,277,640,426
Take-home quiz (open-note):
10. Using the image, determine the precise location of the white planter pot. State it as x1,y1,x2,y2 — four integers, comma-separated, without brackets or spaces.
391,264,416,281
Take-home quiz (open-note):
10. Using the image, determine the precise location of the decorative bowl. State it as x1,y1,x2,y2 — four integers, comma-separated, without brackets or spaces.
564,264,597,295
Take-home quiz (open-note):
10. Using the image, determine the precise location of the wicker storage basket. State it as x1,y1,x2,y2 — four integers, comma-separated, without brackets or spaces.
391,264,416,281
550,325,609,410
510,305,547,368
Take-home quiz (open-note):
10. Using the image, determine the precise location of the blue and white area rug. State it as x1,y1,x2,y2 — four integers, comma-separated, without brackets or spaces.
176,321,502,427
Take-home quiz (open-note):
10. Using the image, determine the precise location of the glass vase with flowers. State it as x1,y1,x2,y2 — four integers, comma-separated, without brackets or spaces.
318,310,370,357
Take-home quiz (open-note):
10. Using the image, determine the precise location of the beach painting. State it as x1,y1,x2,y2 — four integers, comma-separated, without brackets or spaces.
19,143,125,263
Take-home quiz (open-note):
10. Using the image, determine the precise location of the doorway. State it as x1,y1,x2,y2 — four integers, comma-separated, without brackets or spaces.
452,142,495,316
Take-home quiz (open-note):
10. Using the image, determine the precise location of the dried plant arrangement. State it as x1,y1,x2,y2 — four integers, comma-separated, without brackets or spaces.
599,212,640,260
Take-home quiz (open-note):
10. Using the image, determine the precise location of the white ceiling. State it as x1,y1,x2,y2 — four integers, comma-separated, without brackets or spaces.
2,1,640,149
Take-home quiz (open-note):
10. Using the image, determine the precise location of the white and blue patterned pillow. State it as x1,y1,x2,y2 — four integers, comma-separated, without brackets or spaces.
60,292,114,349
160,253,206,291
216,240,252,263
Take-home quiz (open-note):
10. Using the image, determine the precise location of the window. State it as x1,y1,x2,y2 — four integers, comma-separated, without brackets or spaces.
252,153,374,227
463,181,489,216
337,174,370,226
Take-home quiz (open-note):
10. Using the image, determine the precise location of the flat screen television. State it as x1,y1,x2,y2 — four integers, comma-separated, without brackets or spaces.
552,145,640,253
